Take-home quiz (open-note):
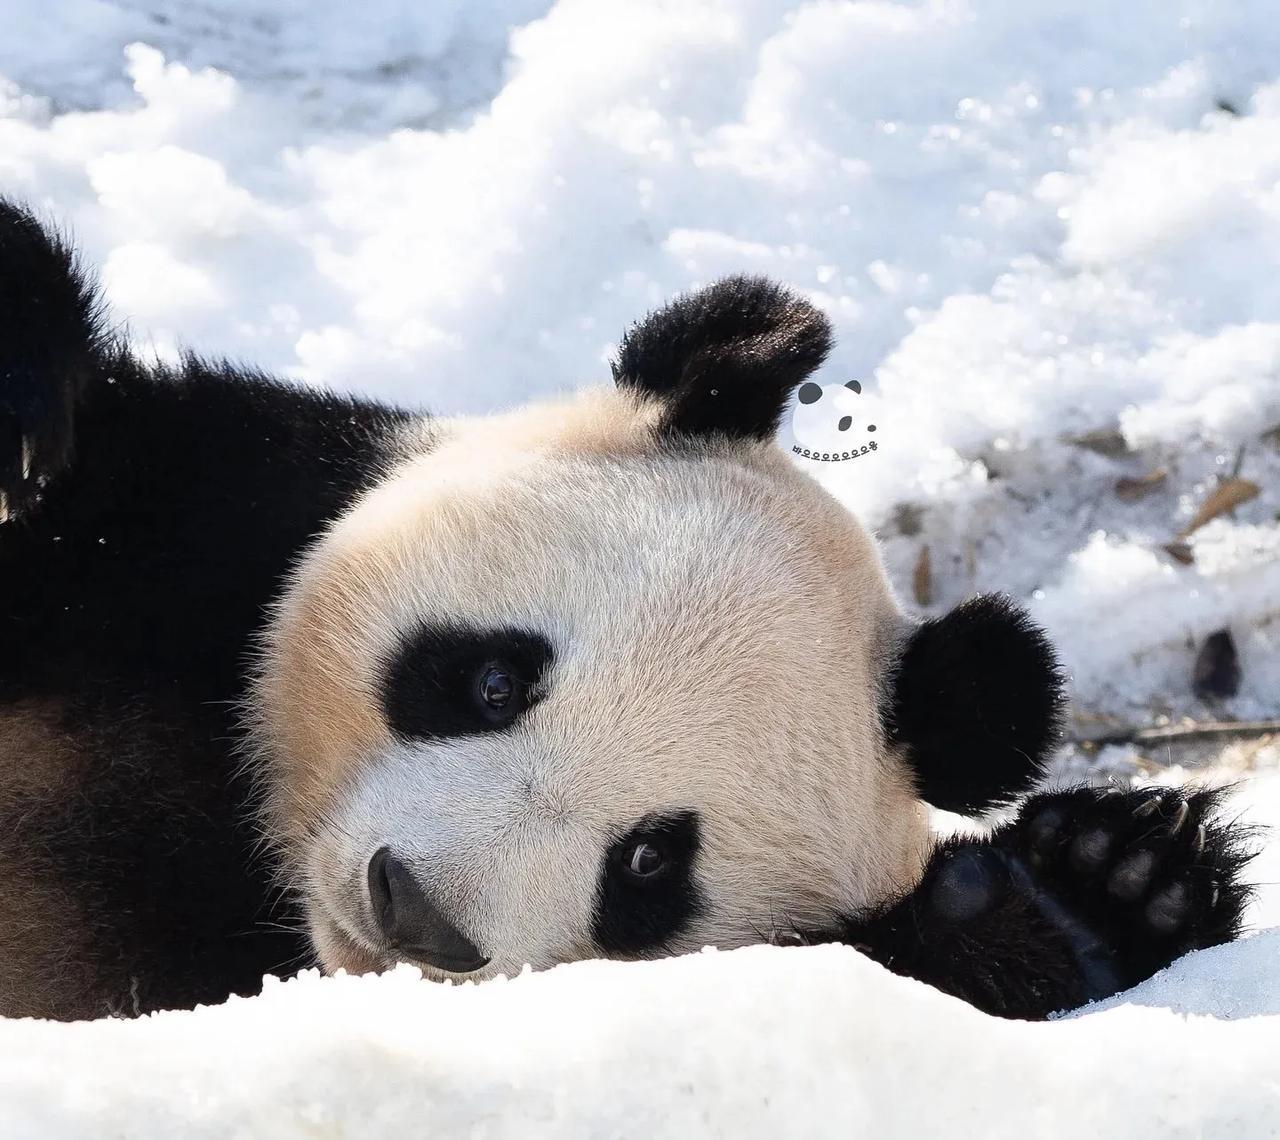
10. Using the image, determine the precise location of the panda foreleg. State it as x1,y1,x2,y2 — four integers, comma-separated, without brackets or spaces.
792,785,1255,1020
0,199,108,518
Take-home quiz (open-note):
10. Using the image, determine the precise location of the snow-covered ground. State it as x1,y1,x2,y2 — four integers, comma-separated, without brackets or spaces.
2,894,1279,1139
2,1,1279,1134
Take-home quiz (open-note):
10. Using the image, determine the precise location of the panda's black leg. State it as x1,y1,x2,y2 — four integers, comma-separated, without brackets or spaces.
803,831,1101,1019
790,785,1254,1020
0,199,107,518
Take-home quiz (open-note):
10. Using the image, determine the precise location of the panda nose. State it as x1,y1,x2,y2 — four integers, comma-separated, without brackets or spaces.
367,847,489,973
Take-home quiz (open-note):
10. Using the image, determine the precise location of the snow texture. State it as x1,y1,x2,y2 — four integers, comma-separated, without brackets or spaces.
2,2,1279,1134
1,931,1278,1139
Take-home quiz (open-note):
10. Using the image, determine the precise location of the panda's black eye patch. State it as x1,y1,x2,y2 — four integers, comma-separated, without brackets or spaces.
594,811,703,956
379,623,553,741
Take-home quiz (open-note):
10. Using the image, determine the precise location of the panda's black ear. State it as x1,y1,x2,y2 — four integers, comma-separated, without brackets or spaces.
886,595,1065,815
611,275,832,442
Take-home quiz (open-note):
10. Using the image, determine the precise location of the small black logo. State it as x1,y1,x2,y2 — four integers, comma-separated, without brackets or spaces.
790,380,879,462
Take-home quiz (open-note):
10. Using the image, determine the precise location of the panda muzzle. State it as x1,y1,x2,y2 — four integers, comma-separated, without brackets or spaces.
367,847,490,974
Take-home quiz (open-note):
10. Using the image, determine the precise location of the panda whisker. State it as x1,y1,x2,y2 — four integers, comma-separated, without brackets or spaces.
236,918,310,939
262,945,321,977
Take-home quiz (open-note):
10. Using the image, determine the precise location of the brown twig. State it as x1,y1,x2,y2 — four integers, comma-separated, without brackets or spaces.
1071,720,1280,748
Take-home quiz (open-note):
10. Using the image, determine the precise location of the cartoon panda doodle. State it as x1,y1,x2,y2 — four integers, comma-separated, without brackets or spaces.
790,379,878,461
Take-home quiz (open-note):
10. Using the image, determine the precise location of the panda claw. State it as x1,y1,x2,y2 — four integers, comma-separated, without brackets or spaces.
1167,797,1190,837
770,930,808,948
1192,822,1207,860
1133,794,1163,819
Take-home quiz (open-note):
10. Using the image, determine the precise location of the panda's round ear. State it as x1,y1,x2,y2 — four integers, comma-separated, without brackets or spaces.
884,595,1065,815
611,276,832,442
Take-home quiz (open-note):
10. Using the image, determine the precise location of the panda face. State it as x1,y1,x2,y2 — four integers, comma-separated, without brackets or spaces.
251,386,928,982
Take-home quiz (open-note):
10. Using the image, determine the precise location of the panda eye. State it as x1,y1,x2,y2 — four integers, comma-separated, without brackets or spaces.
477,665,515,709
475,663,530,721
619,839,666,881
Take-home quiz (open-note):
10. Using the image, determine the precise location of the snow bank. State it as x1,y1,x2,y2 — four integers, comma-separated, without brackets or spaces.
0,940,1276,1140
1074,929,1280,1022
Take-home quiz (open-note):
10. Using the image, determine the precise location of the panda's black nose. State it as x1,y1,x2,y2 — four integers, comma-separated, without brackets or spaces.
367,847,489,973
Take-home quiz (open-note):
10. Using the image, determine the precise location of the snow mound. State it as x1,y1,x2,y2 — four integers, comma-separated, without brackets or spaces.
1071,928,1280,1021
1,942,1277,1140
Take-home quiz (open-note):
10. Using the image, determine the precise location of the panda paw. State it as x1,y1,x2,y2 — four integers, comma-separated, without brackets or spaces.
775,784,1254,1018
1005,784,1254,976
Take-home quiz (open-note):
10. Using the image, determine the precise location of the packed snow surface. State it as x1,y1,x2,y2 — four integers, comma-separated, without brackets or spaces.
2,1,1279,1135
0,936,1277,1140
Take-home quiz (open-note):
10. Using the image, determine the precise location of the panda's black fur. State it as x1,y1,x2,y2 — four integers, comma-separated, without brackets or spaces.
0,200,1253,1022
0,206,421,1016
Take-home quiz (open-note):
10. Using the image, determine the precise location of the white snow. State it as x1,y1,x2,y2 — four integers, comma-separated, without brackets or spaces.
2,1,1280,1133
1,932,1279,1139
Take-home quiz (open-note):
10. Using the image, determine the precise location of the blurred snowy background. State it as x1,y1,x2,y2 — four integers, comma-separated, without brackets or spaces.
2,3,1279,1133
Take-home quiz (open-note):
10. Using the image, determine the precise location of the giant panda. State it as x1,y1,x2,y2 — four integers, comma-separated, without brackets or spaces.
0,201,1251,1023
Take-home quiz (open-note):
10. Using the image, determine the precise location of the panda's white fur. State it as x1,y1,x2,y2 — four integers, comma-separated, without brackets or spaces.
252,385,928,980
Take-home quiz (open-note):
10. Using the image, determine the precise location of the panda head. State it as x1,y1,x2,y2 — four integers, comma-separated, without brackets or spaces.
250,277,1062,981
791,379,876,454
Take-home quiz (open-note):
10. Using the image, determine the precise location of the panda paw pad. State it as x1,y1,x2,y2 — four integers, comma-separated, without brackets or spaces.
1014,785,1252,945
